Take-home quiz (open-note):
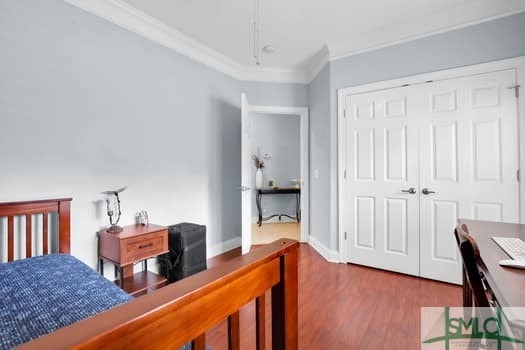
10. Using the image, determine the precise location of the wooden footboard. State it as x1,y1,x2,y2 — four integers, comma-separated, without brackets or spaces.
19,238,299,350
1,198,298,349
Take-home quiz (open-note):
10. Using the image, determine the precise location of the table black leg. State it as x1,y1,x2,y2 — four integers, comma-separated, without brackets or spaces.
296,193,301,223
256,192,263,227
144,259,148,271
99,259,104,275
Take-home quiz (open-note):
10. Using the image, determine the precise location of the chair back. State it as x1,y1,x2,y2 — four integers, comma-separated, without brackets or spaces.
454,224,490,308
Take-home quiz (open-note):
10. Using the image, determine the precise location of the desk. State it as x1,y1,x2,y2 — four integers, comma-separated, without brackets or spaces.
256,187,301,226
459,219,525,331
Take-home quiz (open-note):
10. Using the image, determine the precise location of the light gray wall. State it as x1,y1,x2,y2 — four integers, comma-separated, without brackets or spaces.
3,0,523,266
250,113,300,219
331,12,525,90
307,11,525,253
0,0,310,270
307,65,331,247
241,81,309,107
0,0,242,268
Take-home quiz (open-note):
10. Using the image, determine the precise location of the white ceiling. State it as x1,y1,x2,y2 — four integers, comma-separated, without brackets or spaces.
120,0,525,71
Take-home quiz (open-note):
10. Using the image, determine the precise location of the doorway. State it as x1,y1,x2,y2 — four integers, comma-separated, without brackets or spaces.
241,94,309,254
251,112,301,245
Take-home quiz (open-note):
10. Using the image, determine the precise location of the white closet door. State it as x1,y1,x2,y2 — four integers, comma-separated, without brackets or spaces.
419,70,520,284
345,86,421,276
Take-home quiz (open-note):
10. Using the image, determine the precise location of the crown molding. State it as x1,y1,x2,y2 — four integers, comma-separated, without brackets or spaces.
306,45,330,82
63,1,524,85
240,65,309,84
64,0,241,78
329,9,525,62
64,0,309,84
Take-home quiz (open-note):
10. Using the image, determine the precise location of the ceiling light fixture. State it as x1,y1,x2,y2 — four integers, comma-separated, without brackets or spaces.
253,0,260,65
262,45,275,53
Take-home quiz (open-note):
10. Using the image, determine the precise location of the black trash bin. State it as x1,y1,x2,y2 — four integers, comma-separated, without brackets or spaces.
158,223,207,283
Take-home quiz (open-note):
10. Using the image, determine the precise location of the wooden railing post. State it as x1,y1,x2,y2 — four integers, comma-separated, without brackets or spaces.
271,247,298,350
228,311,240,350
191,334,205,350
58,199,71,254
256,293,266,350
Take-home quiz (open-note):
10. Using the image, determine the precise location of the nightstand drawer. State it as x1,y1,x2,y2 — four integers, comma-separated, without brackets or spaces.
121,232,167,264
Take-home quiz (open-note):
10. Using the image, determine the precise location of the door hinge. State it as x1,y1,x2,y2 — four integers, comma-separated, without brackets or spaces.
508,85,520,98
518,170,521,182
344,232,347,240
343,109,347,119
343,170,347,179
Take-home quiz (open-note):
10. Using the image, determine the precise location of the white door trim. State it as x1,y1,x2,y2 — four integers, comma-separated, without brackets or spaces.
338,56,525,263
241,93,252,254
247,103,310,243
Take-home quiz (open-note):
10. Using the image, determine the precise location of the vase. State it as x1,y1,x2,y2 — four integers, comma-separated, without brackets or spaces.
255,168,263,189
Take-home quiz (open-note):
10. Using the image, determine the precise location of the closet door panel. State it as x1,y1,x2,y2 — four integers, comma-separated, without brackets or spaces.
345,87,420,276
419,69,520,284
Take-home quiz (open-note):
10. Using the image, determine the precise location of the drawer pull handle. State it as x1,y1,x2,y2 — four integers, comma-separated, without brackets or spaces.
139,243,154,249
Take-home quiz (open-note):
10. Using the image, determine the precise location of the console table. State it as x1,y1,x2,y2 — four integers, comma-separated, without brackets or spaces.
256,187,301,226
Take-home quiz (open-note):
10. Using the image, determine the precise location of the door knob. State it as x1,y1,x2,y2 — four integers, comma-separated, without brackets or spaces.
401,187,416,194
421,188,436,195
238,186,250,192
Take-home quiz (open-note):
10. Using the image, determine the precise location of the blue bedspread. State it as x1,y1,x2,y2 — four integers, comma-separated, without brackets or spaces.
0,254,132,349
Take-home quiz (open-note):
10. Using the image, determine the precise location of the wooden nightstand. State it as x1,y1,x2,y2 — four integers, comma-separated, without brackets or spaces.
98,224,169,296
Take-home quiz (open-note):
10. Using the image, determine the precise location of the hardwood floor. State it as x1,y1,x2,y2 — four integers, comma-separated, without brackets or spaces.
205,243,461,349
251,222,300,245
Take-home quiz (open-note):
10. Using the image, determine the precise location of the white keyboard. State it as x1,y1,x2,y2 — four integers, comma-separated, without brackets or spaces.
492,237,525,260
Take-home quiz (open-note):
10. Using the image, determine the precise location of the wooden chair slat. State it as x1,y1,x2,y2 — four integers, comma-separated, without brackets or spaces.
25,214,32,258
455,224,490,308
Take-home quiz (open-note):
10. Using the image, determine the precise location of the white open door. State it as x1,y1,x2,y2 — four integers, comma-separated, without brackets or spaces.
241,93,252,254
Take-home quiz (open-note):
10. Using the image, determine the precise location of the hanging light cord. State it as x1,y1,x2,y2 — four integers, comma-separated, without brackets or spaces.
253,0,260,65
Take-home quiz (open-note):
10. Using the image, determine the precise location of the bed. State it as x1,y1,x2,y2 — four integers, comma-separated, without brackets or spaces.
0,198,298,349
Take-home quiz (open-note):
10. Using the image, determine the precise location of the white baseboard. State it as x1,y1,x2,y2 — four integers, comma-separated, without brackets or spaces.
308,235,340,263
207,234,340,264
207,237,241,258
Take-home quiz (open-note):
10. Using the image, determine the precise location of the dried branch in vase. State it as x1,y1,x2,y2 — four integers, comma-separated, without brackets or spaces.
252,154,265,169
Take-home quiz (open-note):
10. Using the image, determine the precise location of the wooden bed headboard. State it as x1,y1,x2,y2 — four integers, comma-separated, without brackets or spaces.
0,198,72,260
